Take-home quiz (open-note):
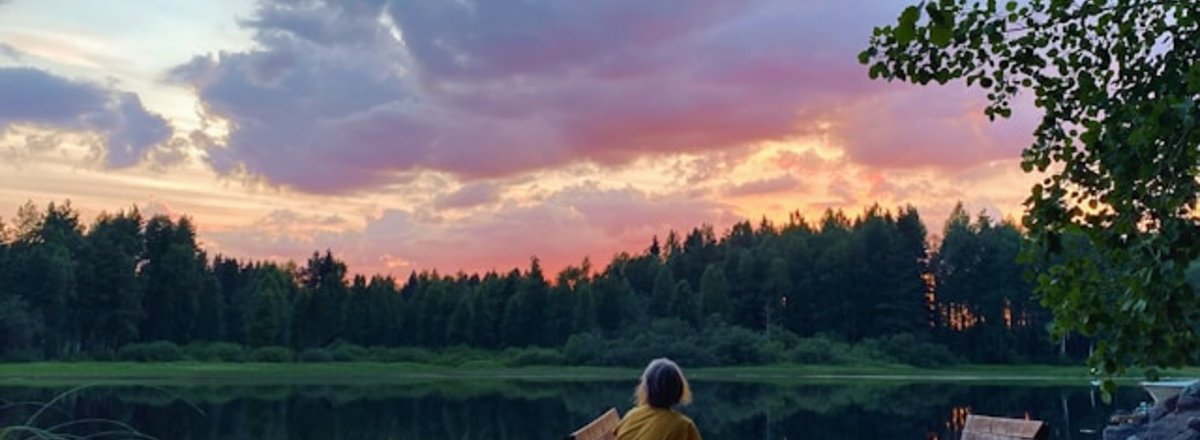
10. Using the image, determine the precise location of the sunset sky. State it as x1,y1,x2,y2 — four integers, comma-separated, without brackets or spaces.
0,0,1040,276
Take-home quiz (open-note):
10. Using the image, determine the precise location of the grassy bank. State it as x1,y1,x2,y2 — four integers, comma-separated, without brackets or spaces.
0,362,1192,386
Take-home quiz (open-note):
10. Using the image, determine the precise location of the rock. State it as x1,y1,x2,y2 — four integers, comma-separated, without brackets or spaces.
1153,396,1182,423
1104,423,1141,440
1179,383,1200,411
1108,383,1200,440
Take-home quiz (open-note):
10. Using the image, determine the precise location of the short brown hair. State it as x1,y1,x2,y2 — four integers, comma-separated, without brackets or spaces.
635,358,692,408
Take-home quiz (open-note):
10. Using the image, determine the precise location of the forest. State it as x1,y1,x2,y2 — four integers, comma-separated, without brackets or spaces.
0,201,1085,366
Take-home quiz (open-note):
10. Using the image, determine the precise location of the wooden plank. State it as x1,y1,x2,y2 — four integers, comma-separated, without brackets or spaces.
568,408,620,440
962,415,1048,440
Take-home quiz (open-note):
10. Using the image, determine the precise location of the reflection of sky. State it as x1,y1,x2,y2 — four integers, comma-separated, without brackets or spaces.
0,0,1042,276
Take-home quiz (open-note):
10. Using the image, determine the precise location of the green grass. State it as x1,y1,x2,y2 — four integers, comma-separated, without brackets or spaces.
2,362,1194,386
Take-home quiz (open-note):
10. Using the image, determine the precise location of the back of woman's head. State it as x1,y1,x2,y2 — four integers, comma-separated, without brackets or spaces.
635,358,692,409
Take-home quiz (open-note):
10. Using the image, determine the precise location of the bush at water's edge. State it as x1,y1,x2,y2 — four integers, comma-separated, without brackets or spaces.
96,320,962,368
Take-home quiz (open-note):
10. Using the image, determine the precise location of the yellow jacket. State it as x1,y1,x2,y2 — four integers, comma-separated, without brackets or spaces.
616,406,702,440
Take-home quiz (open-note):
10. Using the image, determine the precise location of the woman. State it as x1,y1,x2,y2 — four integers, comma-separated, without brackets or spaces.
616,358,702,440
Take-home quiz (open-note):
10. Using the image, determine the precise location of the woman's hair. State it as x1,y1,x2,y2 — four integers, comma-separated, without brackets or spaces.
635,358,692,408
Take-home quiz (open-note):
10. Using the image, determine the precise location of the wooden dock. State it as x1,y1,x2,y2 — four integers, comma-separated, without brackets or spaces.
566,408,621,440
961,414,1048,440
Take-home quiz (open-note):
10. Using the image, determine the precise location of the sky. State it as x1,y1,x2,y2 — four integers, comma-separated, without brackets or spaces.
0,0,1041,276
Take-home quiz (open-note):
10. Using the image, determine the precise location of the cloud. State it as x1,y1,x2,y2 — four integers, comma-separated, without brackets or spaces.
825,175,859,208
775,149,835,173
433,182,501,210
171,0,931,194
666,147,758,187
209,183,740,274
0,67,172,167
0,43,22,60
724,174,799,197
827,84,1037,170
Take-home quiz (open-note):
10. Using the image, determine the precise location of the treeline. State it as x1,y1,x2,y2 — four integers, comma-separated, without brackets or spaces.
0,201,1078,365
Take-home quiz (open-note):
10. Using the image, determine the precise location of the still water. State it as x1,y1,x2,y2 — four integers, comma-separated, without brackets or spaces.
0,380,1145,439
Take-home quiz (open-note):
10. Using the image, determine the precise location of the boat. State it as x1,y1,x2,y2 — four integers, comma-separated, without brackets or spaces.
1141,380,1197,403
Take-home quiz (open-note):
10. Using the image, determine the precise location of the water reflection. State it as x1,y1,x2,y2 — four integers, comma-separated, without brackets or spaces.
0,381,1145,440
947,405,971,433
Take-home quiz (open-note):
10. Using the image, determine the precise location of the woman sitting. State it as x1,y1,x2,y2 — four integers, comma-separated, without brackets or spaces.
616,358,702,440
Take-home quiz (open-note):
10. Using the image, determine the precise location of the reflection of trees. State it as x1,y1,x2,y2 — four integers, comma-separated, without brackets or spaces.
0,382,1150,439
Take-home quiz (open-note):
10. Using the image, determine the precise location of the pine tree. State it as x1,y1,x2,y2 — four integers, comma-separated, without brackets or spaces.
13,203,85,356
295,251,349,347
669,280,699,327
649,265,675,318
213,256,249,344
699,264,732,323
345,275,374,345
570,282,597,333
446,293,474,346
246,266,289,347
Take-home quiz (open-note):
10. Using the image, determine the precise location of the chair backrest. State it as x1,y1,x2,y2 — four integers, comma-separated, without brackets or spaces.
566,408,621,440
962,415,1048,440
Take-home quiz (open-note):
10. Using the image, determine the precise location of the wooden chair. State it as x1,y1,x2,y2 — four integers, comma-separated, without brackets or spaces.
962,415,1049,440
566,408,621,440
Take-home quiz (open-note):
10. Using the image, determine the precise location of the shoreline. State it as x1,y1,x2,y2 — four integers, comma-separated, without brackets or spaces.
0,362,1189,386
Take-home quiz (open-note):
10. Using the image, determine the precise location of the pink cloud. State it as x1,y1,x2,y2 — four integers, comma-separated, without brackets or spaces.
828,84,1037,170
433,182,501,210
775,150,834,173
724,175,800,197
169,0,955,194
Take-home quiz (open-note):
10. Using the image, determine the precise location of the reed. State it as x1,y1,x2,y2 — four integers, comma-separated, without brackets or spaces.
0,384,197,440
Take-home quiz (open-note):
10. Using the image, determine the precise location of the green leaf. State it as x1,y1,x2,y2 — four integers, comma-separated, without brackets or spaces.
868,64,885,79
896,6,920,44
931,25,952,47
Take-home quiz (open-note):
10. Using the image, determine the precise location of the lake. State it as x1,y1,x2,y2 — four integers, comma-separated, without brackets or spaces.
0,380,1146,439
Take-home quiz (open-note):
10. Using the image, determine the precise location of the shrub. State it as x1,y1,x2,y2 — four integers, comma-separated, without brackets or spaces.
2,349,43,363
566,322,752,367
331,344,369,362
432,346,492,366
790,337,854,364
60,351,94,362
765,327,803,352
88,349,117,362
619,324,718,367
366,347,435,363
298,348,334,362
184,342,245,362
206,342,247,362
563,333,607,365
458,359,507,369
182,342,208,360
846,342,892,364
504,347,566,366
707,325,774,365
117,341,185,362
247,346,294,362
862,333,963,367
